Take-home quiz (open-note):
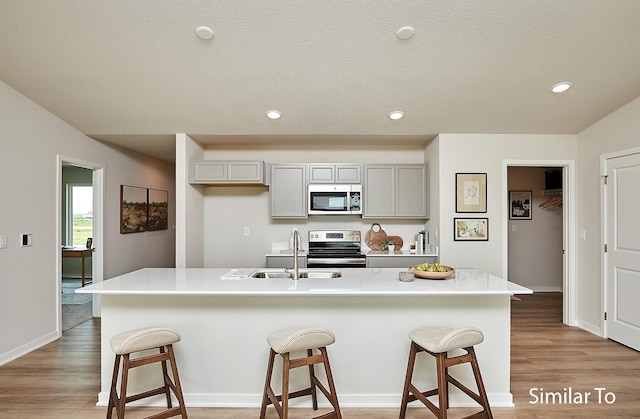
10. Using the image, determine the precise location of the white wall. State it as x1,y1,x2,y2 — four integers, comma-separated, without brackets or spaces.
507,166,563,291
195,144,429,268
0,81,176,365
576,96,640,333
175,134,204,268
435,134,577,277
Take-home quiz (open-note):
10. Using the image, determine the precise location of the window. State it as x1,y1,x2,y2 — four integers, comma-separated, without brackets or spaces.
67,185,93,246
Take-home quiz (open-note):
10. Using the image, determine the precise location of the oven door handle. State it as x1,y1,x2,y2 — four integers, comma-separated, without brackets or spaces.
307,258,366,265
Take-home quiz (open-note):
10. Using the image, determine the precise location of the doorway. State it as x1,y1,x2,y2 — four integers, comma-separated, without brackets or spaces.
503,160,576,326
57,155,104,336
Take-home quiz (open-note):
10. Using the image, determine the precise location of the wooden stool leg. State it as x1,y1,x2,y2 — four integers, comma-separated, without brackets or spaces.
435,353,448,419
307,349,319,410
167,344,188,418
399,342,418,419
320,347,342,419
159,346,173,409
107,354,121,419
260,350,276,419
468,347,493,419
117,354,130,419
281,353,290,419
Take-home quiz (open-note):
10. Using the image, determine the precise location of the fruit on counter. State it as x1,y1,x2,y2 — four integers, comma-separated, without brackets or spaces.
415,263,448,273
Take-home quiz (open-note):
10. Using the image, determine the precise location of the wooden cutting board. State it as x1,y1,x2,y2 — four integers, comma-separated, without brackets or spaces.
386,235,404,249
365,223,387,250
365,223,404,250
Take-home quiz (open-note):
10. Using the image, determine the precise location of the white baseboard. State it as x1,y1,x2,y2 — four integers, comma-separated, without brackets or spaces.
0,330,59,366
96,391,514,408
575,319,603,337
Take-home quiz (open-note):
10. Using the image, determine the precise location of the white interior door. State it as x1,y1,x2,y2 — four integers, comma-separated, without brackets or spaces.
605,151,640,351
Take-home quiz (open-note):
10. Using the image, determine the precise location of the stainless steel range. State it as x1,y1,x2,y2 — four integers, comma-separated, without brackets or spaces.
307,230,366,268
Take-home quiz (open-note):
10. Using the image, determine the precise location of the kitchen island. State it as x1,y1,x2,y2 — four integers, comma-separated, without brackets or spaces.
78,267,531,409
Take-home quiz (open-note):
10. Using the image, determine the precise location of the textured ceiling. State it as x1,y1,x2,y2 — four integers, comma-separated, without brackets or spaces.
2,1,640,162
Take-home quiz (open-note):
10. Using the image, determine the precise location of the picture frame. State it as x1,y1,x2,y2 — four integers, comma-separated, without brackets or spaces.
454,218,489,241
147,188,169,231
120,185,148,234
509,190,532,220
456,173,487,213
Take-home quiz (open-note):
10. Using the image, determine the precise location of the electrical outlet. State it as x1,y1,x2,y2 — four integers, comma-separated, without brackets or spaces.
580,230,586,240
243,227,250,236
0,235,6,249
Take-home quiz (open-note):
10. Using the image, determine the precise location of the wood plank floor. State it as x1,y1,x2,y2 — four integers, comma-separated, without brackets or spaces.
1,293,639,418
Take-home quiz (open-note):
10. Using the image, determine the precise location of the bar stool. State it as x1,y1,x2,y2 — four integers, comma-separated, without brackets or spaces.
260,327,342,419
107,326,188,419
399,326,492,419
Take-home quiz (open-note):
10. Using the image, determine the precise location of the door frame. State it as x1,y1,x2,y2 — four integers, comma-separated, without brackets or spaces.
503,159,576,326
56,155,105,335
601,146,640,338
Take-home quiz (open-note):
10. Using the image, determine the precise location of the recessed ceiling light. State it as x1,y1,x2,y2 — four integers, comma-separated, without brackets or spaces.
195,26,214,40
266,110,282,120
388,111,404,120
551,82,572,93
396,26,415,40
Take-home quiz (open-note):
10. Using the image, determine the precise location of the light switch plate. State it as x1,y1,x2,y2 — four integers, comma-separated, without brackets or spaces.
20,233,32,247
0,235,6,248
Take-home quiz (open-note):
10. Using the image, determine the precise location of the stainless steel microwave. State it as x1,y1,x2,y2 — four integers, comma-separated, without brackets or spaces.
308,184,362,215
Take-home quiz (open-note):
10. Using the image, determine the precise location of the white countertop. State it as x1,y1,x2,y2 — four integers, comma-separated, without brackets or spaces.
78,267,532,296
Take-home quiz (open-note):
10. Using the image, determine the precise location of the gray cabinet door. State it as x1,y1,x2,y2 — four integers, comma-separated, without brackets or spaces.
363,165,395,217
191,161,227,182
396,165,428,218
270,164,307,218
308,164,335,183
191,160,264,184
227,161,264,182
366,256,438,268
335,164,361,183
363,164,428,219
308,164,361,184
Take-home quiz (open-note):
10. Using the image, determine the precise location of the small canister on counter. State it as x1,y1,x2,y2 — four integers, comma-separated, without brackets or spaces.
398,271,414,282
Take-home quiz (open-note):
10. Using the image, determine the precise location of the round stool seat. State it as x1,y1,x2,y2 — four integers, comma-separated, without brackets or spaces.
409,326,483,353
110,326,181,355
267,327,335,354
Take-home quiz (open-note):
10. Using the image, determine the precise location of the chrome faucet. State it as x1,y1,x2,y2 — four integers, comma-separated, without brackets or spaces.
287,229,300,280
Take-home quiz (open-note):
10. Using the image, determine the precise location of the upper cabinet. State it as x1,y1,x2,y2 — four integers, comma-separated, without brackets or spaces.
270,164,308,218
190,160,267,185
363,164,428,219
308,164,361,184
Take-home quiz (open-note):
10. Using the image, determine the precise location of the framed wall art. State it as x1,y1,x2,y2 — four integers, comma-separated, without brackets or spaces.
120,186,170,233
147,188,169,231
120,185,148,234
509,190,532,220
456,173,487,213
454,218,489,241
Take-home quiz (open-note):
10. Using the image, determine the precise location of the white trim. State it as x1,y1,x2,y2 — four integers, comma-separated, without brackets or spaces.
0,331,59,366
503,159,576,327
57,155,105,329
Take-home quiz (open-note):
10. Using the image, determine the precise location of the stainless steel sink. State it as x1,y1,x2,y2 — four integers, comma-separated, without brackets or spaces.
300,271,342,278
250,269,342,279
251,271,293,279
